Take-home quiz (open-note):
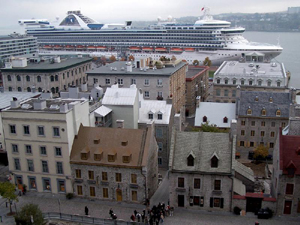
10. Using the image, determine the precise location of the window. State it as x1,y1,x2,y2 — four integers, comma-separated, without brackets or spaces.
224,90,228,97
194,178,201,189
102,172,108,181
232,90,236,97
158,157,162,165
157,91,163,98
286,183,294,195
55,75,58,81
131,79,136,85
37,76,41,82
56,162,63,174
216,89,220,96
271,122,275,127
53,127,60,137
212,198,223,208
223,117,228,123
25,145,32,154
157,79,163,86
17,87,22,92
43,178,51,191
50,76,54,82
103,188,109,198
156,128,163,138
94,153,102,161
108,154,115,162
75,169,81,178
26,75,30,82
132,191,138,201
148,113,153,120
93,78,98,84
216,79,220,84
23,125,30,135
58,180,65,192
17,75,21,82
27,87,31,92
12,144,18,153
29,177,36,189
282,122,286,128
261,121,265,126
8,87,12,92
117,78,123,85
247,108,252,115
211,156,218,168
271,132,275,137
276,110,281,117
158,142,163,151
105,78,110,85
37,126,44,136
187,155,194,167
116,173,122,182
249,80,253,86
214,180,221,191
240,141,244,146
40,146,47,155
144,79,149,86
241,79,245,85
241,130,245,136
233,79,236,85
178,177,184,188
270,143,274,148
7,75,12,81
224,79,228,84
42,161,48,173
131,174,137,184
269,97,273,103
250,142,254,147
157,113,163,120
144,91,150,98
241,120,245,126
261,131,265,137
77,185,83,195
267,81,271,86
261,109,266,116
14,158,21,170
55,147,62,156
258,80,262,86
90,186,96,197
251,130,255,136
277,81,281,87
88,171,94,180
251,121,255,126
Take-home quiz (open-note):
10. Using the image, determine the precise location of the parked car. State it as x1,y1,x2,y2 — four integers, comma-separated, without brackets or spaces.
257,208,273,219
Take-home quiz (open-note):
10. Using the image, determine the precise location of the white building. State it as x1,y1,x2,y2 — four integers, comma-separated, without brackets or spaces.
3,98,90,194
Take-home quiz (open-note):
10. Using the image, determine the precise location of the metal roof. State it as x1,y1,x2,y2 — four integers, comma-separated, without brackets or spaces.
94,105,112,117
102,84,138,106
0,92,41,110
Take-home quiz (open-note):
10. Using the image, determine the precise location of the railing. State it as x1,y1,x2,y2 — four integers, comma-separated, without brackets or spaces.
43,212,144,225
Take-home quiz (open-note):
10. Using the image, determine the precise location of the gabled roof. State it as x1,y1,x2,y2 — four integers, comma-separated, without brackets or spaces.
102,85,138,106
94,105,112,117
139,99,172,124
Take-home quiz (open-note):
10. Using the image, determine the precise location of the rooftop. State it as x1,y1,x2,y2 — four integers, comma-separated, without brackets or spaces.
87,61,186,76
0,92,41,110
0,34,35,41
186,66,208,79
102,84,138,106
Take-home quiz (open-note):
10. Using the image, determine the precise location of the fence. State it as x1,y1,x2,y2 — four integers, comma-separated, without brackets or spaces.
43,212,144,225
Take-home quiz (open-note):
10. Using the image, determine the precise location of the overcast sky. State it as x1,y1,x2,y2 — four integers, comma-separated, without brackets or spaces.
0,0,299,32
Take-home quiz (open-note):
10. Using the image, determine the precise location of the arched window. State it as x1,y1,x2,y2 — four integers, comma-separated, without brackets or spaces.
17,87,22,92
211,156,218,168
51,87,55,94
247,108,252,115
50,76,54,82
7,75,11,81
16,75,21,82
157,113,163,120
255,96,258,102
55,87,59,93
148,113,153,120
27,87,31,92
223,117,228,123
55,75,58,81
269,97,273,103
276,109,281,117
38,87,42,92
8,87,12,92
37,76,41,82
203,116,207,123
26,75,30,82
187,155,194,167
261,109,266,116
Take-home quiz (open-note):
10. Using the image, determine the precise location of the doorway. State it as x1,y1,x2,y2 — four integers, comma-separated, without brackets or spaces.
16,176,23,190
284,201,292,214
178,195,184,207
246,197,262,213
116,189,122,201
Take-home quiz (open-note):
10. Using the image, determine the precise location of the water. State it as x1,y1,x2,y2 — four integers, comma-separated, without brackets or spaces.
243,31,300,89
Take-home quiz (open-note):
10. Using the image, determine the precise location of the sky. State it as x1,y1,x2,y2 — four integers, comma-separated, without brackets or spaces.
0,0,299,33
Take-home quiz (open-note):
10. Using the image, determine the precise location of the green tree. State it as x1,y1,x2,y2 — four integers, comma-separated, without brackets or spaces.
201,122,223,133
203,57,212,66
14,204,45,225
109,55,116,62
193,60,199,66
128,55,135,61
254,145,269,160
0,182,18,215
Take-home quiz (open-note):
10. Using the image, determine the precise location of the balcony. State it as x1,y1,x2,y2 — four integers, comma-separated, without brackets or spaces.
130,184,139,189
175,187,186,192
74,178,83,183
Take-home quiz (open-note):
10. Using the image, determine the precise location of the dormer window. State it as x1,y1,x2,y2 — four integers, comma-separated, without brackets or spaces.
255,96,258,102
94,152,103,161
108,153,116,162
203,116,207,123
216,79,220,84
223,117,228,123
211,156,218,168
296,147,300,156
122,154,131,163
148,113,153,120
269,97,273,103
187,155,194,167
94,139,100,144
81,147,90,160
81,153,88,160
276,109,281,117
121,141,128,146
158,113,163,120
247,108,252,115
286,161,296,177
261,108,266,116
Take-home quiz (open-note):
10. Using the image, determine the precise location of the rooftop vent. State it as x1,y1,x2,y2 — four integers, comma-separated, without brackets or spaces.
21,104,32,109
249,63,254,67
49,104,60,110
271,62,277,67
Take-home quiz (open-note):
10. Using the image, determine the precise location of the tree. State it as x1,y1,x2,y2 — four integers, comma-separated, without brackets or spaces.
14,204,45,225
201,122,223,133
128,55,135,61
100,56,106,65
203,57,212,66
109,55,116,62
0,182,18,215
254,145,269,161
193,60,199,66
171,55,177,61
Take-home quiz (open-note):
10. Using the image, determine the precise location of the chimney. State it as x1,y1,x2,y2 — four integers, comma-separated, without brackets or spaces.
0,87,4,93
116,120,124,128
41,91,53,100
94,83,99,88
33,98,46,110
32,86,36,93
60,103,68,113
81,83,88,92
54,56,61,63
173,114,182,131
126,62,132,72
10,97,20,108
196,96,201,108
69,86,79,99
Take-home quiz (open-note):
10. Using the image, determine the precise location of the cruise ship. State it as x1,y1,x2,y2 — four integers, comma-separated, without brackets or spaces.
19,8,283,65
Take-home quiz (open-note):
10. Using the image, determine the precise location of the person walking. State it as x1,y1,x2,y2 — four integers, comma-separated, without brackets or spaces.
109,208,113,218
85,206,89,216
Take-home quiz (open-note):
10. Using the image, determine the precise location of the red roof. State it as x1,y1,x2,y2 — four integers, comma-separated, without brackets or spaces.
279,128,300,175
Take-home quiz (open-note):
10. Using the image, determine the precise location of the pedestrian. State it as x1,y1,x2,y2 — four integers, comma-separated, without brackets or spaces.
109,208,113,218
142,210,145,222
170,206,174,216
134,209,137,217
137,212,141,222
130,214,135,222
85,206,89,216
160,212,164,223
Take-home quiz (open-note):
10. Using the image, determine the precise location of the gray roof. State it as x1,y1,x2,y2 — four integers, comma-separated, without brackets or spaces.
238,91,291,118
186,68,206,79
171,131,232,174
0,92,41,110
1,57,92,72
87,61,186,76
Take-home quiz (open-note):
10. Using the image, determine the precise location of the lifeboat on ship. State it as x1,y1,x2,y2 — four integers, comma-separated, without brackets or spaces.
96,46,107,50
171,48,183,52
142,47,153,51
87,45,96,49
76,45,85,49
129,46,140,51
43,45,51,49
184,48,195,52
155,47,167,52
54,45,62,49
65,45,73,49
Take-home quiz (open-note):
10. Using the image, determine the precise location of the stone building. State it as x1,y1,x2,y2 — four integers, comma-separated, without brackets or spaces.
185,66,209,116
3,98,90,194
272,124,300,216
168,130,235,211
212,61,289,103
1,56,92,95
70,124,158,203
86,60,186,113
236,90,292,158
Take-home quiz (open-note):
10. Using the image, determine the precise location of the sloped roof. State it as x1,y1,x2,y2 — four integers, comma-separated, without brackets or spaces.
0,92,41,110
195,102,236,127
102,85,137,106
94,105,112,117
70,125,149,168
171,131,232,173
238,91,291,118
